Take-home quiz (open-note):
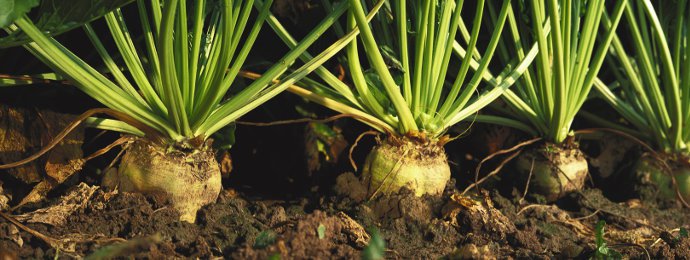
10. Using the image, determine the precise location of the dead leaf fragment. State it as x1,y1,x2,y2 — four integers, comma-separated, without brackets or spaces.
442,193,481,225
443,192,516,238
14,183,100,226
0,183,10,211
0,104,85,206
336,212,370,248
5,224,23,247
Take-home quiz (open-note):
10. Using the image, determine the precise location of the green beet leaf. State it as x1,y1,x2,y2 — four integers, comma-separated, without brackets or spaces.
0,0,38,28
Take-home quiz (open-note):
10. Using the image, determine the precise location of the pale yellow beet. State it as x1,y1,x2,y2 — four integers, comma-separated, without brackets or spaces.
516,145,588,202
104,139,221,223
634,156,690,203
362,136,450,197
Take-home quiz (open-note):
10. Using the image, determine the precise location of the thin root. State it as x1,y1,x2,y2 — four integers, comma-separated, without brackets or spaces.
572,209,601,221
464,137,541,195
349,131,379,172
519,158,535,205
462,150,522,195
0,210,64,251
575,128,657,158
368,148,410,201
83,136,133,161
238,70,394,134
516,204,552,216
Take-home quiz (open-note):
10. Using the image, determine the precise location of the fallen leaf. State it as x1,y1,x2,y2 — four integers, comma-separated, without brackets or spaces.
442,193,480,224
5,224,23,247
14,183,100,226
443,192,516,236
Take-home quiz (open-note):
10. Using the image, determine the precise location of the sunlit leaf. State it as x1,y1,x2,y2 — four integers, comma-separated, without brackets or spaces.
0,0,38,28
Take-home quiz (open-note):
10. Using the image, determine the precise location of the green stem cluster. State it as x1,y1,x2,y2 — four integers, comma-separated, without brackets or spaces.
268,0,537,140
8,0,355,143
592,0,690,156
480,0,628,144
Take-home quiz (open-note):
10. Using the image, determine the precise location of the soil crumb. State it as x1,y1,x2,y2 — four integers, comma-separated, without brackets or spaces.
233,210,368,259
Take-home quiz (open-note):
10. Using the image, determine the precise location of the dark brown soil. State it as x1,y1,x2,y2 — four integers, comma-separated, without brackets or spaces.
1,174,690,259
0,189,264,258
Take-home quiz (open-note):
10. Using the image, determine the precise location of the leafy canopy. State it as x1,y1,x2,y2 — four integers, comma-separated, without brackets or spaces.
4,0,356,145
266,0,537,140
590,0,690,156
477,0,628,144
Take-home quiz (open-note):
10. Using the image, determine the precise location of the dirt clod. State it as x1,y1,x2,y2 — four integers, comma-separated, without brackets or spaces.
656,236,690,258
234,210,362,259
453,243,496,260
334,172,368,202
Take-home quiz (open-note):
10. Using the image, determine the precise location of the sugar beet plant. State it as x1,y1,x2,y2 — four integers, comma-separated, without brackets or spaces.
477,0,628,201
1,0,354,222
590,0,690,202
266,0,538,198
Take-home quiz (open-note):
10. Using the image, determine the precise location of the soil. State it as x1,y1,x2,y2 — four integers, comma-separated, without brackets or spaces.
1,170,690,259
